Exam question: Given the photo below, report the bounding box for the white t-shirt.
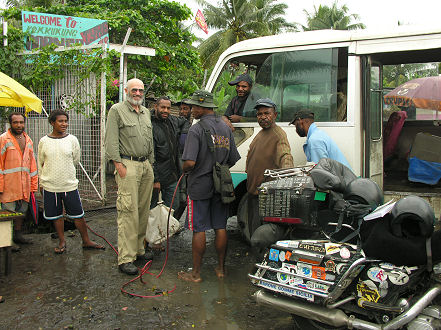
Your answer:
[38,134,80,193]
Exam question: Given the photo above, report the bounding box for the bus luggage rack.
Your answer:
[264,165,315,179]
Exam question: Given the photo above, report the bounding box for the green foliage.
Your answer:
[383,63,439,88]
[0,24,27,77]
[212,70,236,112]
[0,21,117,117]
[299,0,365,31]
[1,0,203,97]
[196,0,295,68]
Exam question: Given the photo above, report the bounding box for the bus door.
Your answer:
[362,56,383,188]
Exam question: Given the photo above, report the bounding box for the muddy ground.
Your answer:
[0,211,294,329]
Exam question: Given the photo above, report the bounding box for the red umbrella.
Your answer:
[384,76,441,111]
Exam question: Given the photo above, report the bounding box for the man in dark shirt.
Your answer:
[174,98,192,220]
[151,96,190,212]
[178,98,192,121]
[178,90,240,282]
[222,73,253,130]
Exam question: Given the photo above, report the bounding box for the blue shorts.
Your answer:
[185,194,228,232]
[43,189,84,220]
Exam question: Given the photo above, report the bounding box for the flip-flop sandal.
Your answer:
[54,245,66,254]
[82,244,105,250]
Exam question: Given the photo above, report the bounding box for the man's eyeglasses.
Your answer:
[131,88,144,94]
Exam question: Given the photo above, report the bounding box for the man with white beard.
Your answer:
[105,78,155,275]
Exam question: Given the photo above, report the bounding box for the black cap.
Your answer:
[254,98,276,110]
[228,73,253,86]
[289,110,314,125]
[177,98,191,106]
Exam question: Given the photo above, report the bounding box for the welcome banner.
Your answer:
[22,11,109,50]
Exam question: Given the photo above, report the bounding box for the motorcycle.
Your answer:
[248,160,441,329]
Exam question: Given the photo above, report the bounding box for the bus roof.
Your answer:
[219,26,441,58]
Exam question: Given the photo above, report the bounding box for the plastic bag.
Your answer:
[146,202,181,245]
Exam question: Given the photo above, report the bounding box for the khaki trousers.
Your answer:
[115,158,154,265]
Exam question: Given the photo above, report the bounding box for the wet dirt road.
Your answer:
[0,211,294,329]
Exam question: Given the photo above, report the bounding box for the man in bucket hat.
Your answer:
[245,98,293,252]
[222,73,253,130]
[289,109,350,169]
[178,90,240,282]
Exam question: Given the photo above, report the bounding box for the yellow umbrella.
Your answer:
[0,71,42,114]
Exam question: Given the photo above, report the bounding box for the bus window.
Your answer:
[212,47,348,123]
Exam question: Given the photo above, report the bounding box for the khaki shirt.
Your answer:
[105,100,154,164]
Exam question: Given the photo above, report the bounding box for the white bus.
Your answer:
[205,27,441,226]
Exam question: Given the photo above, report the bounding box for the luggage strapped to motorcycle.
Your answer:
[328,200,373,245]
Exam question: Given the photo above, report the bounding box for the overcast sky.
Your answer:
[177,0,441,39]
[2,0,440,37]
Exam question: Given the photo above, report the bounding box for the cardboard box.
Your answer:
[410,132,441,163]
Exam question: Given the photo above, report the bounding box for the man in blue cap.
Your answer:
[245,98,294,251]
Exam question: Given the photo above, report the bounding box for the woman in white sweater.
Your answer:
[38,110,105,254]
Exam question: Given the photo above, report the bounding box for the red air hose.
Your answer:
[86,173,186,298]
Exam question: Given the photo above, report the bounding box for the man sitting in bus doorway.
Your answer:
[222,73,253,130]
[290,110,351,169]
[247,98,294,253]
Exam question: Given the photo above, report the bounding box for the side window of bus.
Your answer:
[242,47,348,122]
[213,47,348,123]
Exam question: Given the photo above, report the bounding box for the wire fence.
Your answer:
[3,65,114,210]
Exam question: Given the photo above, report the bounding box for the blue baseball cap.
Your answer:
[254,98,277,110]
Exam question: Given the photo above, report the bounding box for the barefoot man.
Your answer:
[178,90,240,282]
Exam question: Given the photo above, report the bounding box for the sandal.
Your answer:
[82,243,105,250]
[54,245,66,254]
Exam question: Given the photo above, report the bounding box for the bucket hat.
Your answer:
[185,90,217,108]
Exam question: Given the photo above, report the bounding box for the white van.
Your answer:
[205,27,441,222]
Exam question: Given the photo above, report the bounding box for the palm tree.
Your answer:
[252,0,296,36]
[300,0,365,31]
[196,0,294,68]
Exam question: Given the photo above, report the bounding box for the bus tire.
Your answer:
[237,194,251,244]
[237,193,263,245]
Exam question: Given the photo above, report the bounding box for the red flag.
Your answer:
[195,9,208,34]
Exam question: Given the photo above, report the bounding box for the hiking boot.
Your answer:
[11,244,20,253]
[13,230,33,245]
[136,250,154,261]
[118,262,138,275]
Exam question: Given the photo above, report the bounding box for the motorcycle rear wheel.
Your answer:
[292,315,346,330]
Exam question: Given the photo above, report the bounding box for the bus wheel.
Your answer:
[237,194,251,244]
[237,193,262,245]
